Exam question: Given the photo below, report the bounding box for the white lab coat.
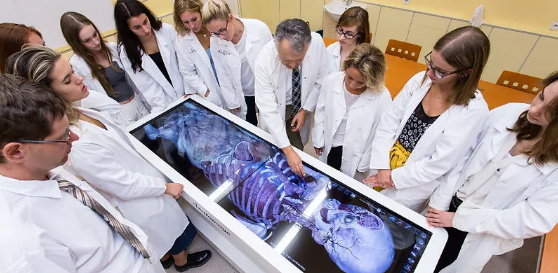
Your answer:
[312,72,392,178]
[210,17,272,119]
[64,107,188,259]
[427,103,558,273]
[175,31,224,107]
[120,23,185,113]
[0,167,163,273]
[369,71,489,212]
[326,41,341,72]
[70,41,150,125]
[78,90,125,127]
[255,32,330,149]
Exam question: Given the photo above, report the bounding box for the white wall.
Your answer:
[0,0,115,49]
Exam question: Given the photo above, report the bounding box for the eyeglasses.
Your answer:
[209,19,229,37]
[19,128,72,144]
[335,26,359,39]
[424,51,468,79]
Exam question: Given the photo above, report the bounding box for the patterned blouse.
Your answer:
[390,102,439,170]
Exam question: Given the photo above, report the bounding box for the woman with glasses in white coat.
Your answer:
[426,71,558,273]
[7,46,212,272]
[60,12,149,126]
[313,44,391,180]
[326,6,370,73]
[364,26,490,212]
[201,0,272,126]
[174,0,225,108]
[115,0,185,114]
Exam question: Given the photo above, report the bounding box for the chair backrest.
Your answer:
[385,39,421,62]
[323,37,337,47]
[496,71,543,94]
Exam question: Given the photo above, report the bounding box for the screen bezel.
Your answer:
[127,96,448,273]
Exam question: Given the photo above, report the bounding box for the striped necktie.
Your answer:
[57,179,151,260]
[291,67,302,117]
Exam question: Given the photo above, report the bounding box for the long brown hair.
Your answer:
[60,12,118,97]
[424,26,490,106]
[337,6,370,44]
[0,23,43,73]
[174,0,204,36]
[114,0,163,73]
[508,71,558,165]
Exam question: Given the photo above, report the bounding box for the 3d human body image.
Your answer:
[132,100,431,273]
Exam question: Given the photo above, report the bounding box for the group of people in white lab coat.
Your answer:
[1,0,558,272]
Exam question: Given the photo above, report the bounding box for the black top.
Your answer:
[148,52,172,86]
[104,62,134,103]
[396,101,440,153]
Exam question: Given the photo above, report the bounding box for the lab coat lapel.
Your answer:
[300,48,314,102]
[350,89,375,110]
[331,83,347,140]
[141,54,173,96]
[406,105,454,164]
[400,81,430,135]
[156,30,172,71]
[186,32,212,69]
[218,38,241,88]
[78,108,138,156]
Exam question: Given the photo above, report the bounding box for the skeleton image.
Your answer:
[143,102,395,273]
[311,199,394,273]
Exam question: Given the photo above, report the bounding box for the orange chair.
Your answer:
[496,71,543,94]
[385,39,421,62]
[323,37,337,47]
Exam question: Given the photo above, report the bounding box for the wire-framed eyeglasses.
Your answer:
[335,25,359,39]
[424,51,469,79]
[18,128,72,144]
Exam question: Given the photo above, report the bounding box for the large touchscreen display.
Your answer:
[130,100,432,273]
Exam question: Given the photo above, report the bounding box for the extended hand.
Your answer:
[164,183,184,199]
[363,170,394,189]
[283,146,305,177]
[426,207,455,228]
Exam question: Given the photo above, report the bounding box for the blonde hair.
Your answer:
[342,43,386,91]
[173,0,204,36]
[6,45,79,123]
[201,0,231,26]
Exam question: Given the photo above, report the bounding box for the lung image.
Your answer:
[131,100,433,273]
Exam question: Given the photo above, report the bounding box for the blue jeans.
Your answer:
[169,222,198,255]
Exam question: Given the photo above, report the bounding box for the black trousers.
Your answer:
[245,96,257,126]
[434,195,468,272]
[327,146,343,171]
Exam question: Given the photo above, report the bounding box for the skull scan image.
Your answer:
[312,199,395,273]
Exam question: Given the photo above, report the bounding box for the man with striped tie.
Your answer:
[255,18,330,177]
[0,75,163,273]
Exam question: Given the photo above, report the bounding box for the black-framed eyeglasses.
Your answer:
[209,19,229,37]
[424,51,468,79]
[18,128,72,144]
[335,25,359,39]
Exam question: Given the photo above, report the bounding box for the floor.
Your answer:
[165,138,542,273]
[163,236,239,273]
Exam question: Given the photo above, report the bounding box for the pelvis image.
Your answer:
[140,101,395,273]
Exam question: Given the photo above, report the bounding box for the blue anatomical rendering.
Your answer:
[144,102,394,273]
